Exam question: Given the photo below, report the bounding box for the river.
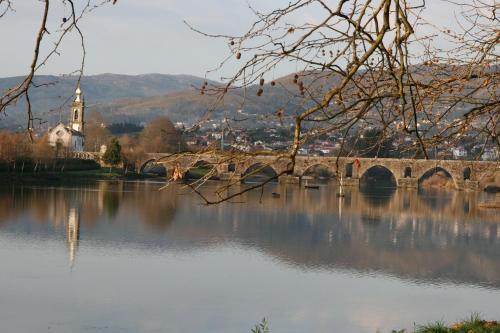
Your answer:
[0,180,499,333]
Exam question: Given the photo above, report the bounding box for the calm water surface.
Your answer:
[0,181,499,333]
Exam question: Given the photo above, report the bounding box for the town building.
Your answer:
[482,148,499,161]
[48,84,85,153]
[452,146,467,159]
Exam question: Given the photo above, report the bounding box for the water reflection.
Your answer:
[65,207,80,267]
[359,185,396,206]
[0,181,498,289]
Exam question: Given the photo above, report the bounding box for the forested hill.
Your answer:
[0,73,215,129]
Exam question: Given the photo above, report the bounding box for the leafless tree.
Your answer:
[174,0,499,203]
[0,0,497,204]
[0,0,116,139]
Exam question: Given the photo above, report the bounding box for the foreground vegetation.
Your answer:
[395,315,500,333]
[250,316,500,333]
[0,116,186,174]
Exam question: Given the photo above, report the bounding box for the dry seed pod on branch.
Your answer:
[172,0,499,203]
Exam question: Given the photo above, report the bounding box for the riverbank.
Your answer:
[252,316,500,333]
[0,168,163,184]
[400,316,500,333]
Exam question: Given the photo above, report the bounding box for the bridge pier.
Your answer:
[398,177,418,189]
[219,172,242,182]
[456,180,480,191]
[279,175,301,184]
[342,177,360,187]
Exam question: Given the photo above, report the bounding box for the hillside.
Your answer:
[0,73,315,129]
[87,71,345,126]
[0,65,494,130]
[0,73,216,129]
[89,82,307,125]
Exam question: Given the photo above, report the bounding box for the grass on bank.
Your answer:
[391,314,500,333]
[250,315,500,333]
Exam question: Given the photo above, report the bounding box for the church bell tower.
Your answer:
[70,83,85,133]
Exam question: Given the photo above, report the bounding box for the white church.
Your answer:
[48,84,86,153]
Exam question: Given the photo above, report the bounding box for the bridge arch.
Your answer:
[185,160,218,179]
[463,167,472,181]
[418,166,457,190]
[192,160,214,168]
[301,163,335,179]
[242,163,278,183]
[140,159,167,176]
[359,165,398,188]
[139,158,158,174]
[404,166,412,178]
[345,162,354,178]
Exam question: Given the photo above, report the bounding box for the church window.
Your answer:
[56,130,64,137]
[74,109,79,120]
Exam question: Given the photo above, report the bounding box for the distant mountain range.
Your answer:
[90,79,309,126]
[0,73,218,129]
[0,66,492,131]
[0,72,337,130]
[0,74,344,129]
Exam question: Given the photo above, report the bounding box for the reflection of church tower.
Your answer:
[70,84,85,133]
[66,207,80,268]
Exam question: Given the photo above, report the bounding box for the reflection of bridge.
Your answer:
[264,185,500,223]
[1,183,499,287]
[74,151,498,190]
[139,153,498,191]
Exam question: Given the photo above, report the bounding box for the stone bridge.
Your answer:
[139,152,499,191]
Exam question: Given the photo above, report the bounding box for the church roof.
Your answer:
[48,122,84,137]
[68,128,85,136]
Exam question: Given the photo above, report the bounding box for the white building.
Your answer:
[452,146,467,159]
[48,84,85,153]
[482,148,499,161]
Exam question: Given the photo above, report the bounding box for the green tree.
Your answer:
[103,138,121,171]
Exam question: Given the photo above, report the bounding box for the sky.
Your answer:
[0,0,463,80]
